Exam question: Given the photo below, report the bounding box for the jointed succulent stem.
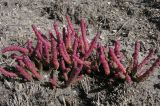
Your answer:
[0,15,159,88]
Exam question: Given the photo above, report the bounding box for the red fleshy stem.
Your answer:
[50,36,59,70]
[63,72,68,81]
[60,59,65,70]
[53,21,63,43]
[59,43,71,64]
[133,41,140,70]
[137,49,155,71]
[137,58,160,81]
[73,57,78,68]
[32,25,51,47]
[66,15,75,37]
[23,56,42,80]
[55,30,69,60]
[84,33,100,59]
[62,27,69,48]
[11,54,23,60]
[39,41,43,56]
[48,29,57,42]
[96,45,100,59]
[1,45,29,54]
[35,50,42,61]
[26,39,33,54]
[80,19,89,52]
[60,59,69,81]
[53,22,70,60]
[35,40,43,60]
[125,73,132,83]
[61,42,71,60]
[114,40,121,56]
[43,43,50,64]
[78,35,85,54]
[60,59,68,72]
[53,21,59,34]
[0,67,17,78]
[66,25,72,49]
[16,65,32,81]
[62,27,66,40]
[73,55,91,67]
[73,55,84,65]
[109,47,126,74]
[99,45,110,75]
[73,38,78,56]
[67,64,83,86]
[16,59,25,67]
[50,73,57,88]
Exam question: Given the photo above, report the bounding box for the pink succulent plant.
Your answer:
[0,15,159,88]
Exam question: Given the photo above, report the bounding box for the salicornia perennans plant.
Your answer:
[0,15,159,88]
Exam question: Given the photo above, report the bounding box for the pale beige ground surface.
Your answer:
[0,0,160,106]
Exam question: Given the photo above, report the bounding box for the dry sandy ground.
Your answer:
[0,0,160,106]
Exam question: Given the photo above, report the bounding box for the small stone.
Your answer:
[14,83,23,92]
[107,2,111,5]
[112,30,117,33]
[72,90,77,95]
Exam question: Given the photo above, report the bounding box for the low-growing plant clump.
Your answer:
[0,15,159,88]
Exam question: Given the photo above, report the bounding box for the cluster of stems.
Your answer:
[0,15,159,88]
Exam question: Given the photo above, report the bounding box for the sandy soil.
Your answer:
[0,0,160,106]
